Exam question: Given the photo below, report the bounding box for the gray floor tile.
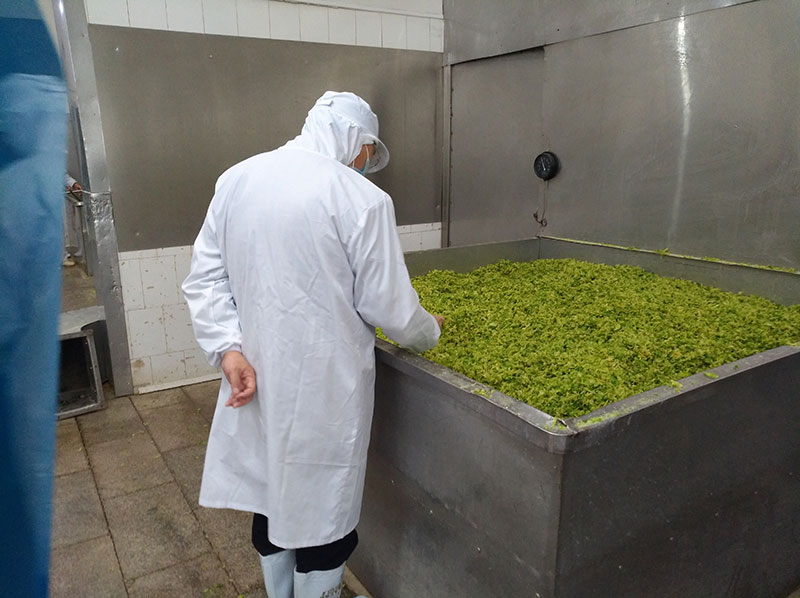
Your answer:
[183,380,222,423]
[55,418,88,476]
[50,535,126,598]
[126,552,237,598]
[51,470,107,549]
[77,396,145,447]
[218,542,264,594]
[131,387,187,411]
[140,401,211,452]
[88,429,173,499]
[195,507,252,551]
[104,482,211,580]
[163,444,206,509]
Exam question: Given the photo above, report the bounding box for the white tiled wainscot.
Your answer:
[84,0,445,52]
[119,245,220,393]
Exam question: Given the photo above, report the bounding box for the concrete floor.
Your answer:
[61,262,97,312]
[50,381,367,597]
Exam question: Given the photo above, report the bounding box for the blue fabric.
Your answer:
[0,5,66,597]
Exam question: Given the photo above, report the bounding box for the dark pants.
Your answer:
[251,513,358,573]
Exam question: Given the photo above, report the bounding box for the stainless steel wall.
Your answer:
[88,26,443,252]
[447,0,800,270]
[443,0,755,64]
[449,50,543,246]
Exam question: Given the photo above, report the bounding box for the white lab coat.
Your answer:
[182,103,440,548]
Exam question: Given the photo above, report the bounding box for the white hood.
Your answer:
[286,91,390,173]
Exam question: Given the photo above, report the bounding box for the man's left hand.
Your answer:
[221,350,257,408]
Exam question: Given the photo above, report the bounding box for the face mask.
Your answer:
[352,154,370,176]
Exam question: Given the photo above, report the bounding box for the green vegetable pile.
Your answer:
[396,259,800,419]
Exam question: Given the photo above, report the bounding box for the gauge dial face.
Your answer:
[534,152,559,180]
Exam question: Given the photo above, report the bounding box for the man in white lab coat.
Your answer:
[183,91,443,598]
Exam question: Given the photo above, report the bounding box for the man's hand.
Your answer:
[221,350,257,408]
[433,314,445,330]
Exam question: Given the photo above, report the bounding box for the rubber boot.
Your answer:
[260,549,296,598]
[293,563,367,598]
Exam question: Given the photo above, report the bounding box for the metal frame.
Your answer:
[57,329,106,419]
[52,0,133,395]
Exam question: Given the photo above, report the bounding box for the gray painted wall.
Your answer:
[446,0,800,270]
[89,26,443,252]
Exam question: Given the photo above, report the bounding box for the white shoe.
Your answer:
[293,563,367,598]
[260,549,296,598]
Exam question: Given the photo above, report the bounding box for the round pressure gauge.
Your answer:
[533,151,560,181]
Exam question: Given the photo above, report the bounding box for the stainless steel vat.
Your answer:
[351,237,800,598]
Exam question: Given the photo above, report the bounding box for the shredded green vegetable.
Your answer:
[382,259,800,419]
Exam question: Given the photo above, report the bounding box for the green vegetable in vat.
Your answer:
[384,259,800,419]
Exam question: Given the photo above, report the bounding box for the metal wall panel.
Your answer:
[444,0,756,64]
[449,50,544,246]
[88,26,443,251]
[543,0,800,269]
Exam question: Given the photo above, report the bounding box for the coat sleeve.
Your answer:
[347,195,440,353]
[182,206,242,367]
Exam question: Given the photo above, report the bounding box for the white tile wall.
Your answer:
[419,228,441,250]
[299,4,329,43]
[128,0,168,29]
[397,221,442,252]
[151,351,188,384]
[297,0,442,18]
[355,10,382,47]
[184,348,218,378]
[121,246,217,390]
[119,258,144,311]
[122,248,159,259]
[328,8,356,45]
[87,0,444,52]
[141,256,180,308]
[203,0,238,35]
[131,357,154,387]
[166,0,204,33]
[156,245,192,257]
[128,307,167,358]
[163,303,197,352]
[406,16,429,51]
[237,0,270,38]
[85,0,130,26]
[381,13,406,49]
[399,231,423,252]
[174,252,193,286]
[268,0,300,40]
[429,17,444,53]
